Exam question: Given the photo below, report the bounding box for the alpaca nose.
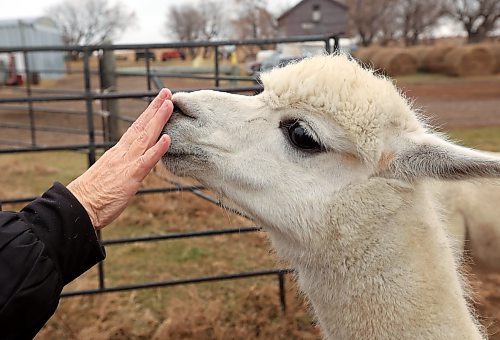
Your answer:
[160,103,196,138]
[173,103,197,119]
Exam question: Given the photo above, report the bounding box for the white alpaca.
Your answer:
[162,55,500,339]
[436,178,500,271]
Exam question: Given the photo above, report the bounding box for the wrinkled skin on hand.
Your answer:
[67,89,173,230]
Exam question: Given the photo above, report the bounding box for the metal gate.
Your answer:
[0,34,339,310]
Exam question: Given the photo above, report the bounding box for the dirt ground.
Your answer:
[1,68,500,339]
[397,75,500,129]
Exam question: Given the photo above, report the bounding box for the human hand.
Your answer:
[67,88,173,230]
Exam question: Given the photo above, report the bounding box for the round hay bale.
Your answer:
[444,45,496,77]
[422,45,455,73]
[488,43,500,73]
[370,49,418,76]
[354,47,381,67]
[406,46,432,71]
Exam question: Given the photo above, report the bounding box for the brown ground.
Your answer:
[397,75,500,129]
[474,272,500,339]
[1,66,500,339]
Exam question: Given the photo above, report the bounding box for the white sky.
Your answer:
[1,0,467,43]
[0,0,300,44]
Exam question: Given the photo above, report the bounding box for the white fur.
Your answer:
[435,178,500,271]
[162,55,500,339]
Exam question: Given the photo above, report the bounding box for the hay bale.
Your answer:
[422,45,455,73]
[406,46,432,71]
[370,49,418,76]
[444,45,496,77]
[354,47,381,67]
[488,43,500,73]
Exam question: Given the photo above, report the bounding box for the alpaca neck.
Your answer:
[267,179,483,340]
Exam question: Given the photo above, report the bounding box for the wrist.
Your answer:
[67,179,100,229]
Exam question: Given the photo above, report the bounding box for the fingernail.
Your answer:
[161,88,172,98]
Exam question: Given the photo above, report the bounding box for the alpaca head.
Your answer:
[162,55,500,240]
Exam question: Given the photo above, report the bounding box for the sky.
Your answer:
[1,0,469,44]
[0,0,300,44]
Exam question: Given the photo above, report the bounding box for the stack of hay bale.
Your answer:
[355,43,500,77]
[418,46,454,73]
[443,44,497,76]
[355,48,417,76]
[486,44,500,74]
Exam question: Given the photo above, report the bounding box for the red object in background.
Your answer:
[15,74,23,86]
[5,53,22,86]
[161,49,186,61]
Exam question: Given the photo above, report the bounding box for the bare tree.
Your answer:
[199,1,228,40]
[198,1,229,57]
[47,0,135,46]
[347,0,397,47]
[446,0,500,43]
[232,0,278,39]
[165,4,203,58]
[377,6,401,46]
[166,4,202,42]
[165,1,228,57]
[396,0,446,46]
[166,1,227,41]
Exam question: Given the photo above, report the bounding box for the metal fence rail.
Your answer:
[0,34,339,53]
[0,86,263,104]
[0,34,338,310]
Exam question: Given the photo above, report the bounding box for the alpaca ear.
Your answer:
[389,134,500,181]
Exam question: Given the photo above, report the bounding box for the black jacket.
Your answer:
[0,182,105,339]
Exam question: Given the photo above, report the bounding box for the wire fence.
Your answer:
[0,34,339,310]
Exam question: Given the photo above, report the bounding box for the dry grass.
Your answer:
[38,277,318,340]
[446,127,500,152]
[0,156,318,339]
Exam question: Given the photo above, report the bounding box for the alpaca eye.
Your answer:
[282,121,322,151]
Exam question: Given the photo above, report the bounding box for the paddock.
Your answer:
[1,37,500,338]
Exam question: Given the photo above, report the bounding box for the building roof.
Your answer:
[0,17,59,33]
[278,0,348,22]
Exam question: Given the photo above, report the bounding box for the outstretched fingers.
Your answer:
[136,88,171,127]
[121,88,172,146]
[146,97,173,149]
[127,98,173,158]
[134,134,171,180]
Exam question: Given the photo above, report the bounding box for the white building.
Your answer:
[0,17,65,82]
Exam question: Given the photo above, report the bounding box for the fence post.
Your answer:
[145,48,152,92]
[278,271,287,312]
[22,51,36,146]
[214,45,220,87]
[83,48,106,290]
[333,35,340,53]
[324,38,331,54]
[100,47,120,142]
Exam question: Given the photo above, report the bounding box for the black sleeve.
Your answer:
[0,182,105,339]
